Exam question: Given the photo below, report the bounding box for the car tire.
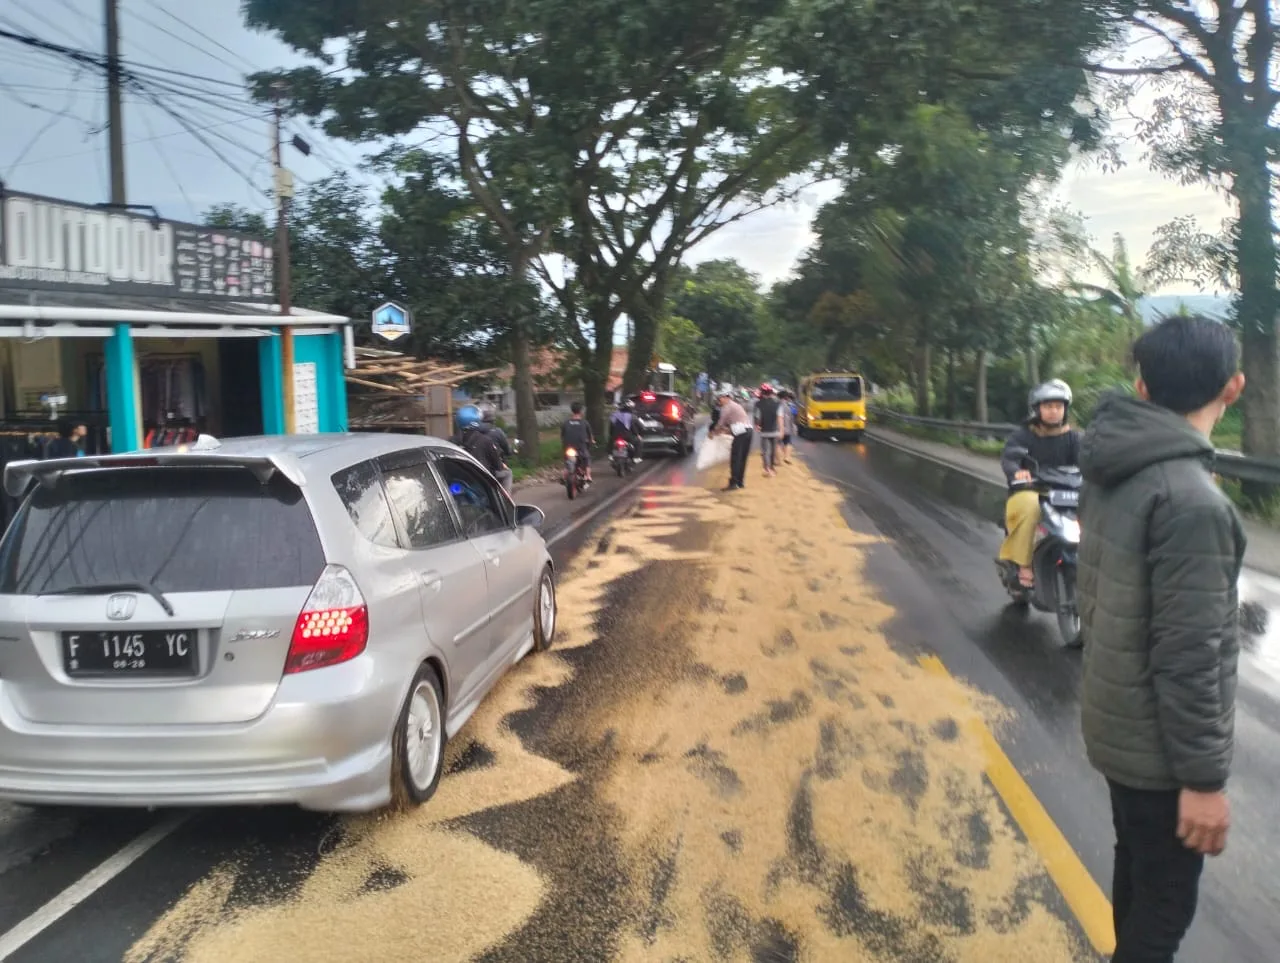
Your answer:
[390,663,447,809]
[533,566,556,653]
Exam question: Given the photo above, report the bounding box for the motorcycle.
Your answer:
[611,437,636,476]
[996,446,1083,647]
[563,446,589,500]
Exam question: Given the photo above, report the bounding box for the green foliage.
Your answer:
[657,315,705,383]
[666,260,766,381]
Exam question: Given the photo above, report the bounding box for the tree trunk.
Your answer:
[1024,341,1039,387]
[974,348,989,424]
[509,252,541,465]
[623,285,664,396]
[581,364,606,447]
[913,339,932,416]
[585,321,615,440]
[1229,125,1280,461]
[944,348,957,420]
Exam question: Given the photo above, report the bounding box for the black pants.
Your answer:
[1108,780,1205,963]
[728,429,753,487]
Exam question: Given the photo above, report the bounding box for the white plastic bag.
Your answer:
[696,433,733,471]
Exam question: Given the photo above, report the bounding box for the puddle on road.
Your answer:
[126,465,1091,963]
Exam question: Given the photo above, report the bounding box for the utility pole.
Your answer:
[271,91,296,433]
[105,0,125,204]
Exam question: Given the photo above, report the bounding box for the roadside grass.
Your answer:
[511,428,565,483]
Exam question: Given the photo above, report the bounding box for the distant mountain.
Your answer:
[1137,294,1233,324]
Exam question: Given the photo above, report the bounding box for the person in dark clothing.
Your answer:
[452,404,508,483]
[753,383,783,475]
[560,402,595,482]
[998,379,1081,588]
[479,406,514,492]
[45,421,85,460]
[608,399,641,462]
[1078,316,1246,963]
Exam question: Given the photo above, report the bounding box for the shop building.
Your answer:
[0,189,355,460]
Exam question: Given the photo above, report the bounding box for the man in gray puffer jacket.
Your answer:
[1079,315,1246,963]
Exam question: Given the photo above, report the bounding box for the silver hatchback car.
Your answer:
[0,433,556,812]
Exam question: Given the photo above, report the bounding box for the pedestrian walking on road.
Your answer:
[713,389,752,490]
[1078,315,1247,963]
[777,390,796,464]
[753,383,783,476]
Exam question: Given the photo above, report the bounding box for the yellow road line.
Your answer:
[918,655,1116,956]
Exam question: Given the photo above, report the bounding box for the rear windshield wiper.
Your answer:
[47,581,175,617]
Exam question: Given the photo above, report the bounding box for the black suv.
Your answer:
[628,391,694,457]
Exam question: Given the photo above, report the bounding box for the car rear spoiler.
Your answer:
[3,451,308,497]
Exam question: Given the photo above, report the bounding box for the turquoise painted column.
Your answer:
[328,331,348,432]
[258,331,285,434]
[103,324,140,452]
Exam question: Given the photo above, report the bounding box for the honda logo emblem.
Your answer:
[105,594,137,620]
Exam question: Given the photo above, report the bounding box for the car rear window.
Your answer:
[0,467,325,595]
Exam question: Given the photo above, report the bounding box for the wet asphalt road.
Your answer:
[801,436,1280,963]
[1,432,1275,962]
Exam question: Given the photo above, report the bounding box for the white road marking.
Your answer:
[0,813,186,960]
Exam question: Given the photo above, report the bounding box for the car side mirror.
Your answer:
[516,504,545,530]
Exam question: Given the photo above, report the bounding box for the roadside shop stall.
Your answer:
[0,187,356,528]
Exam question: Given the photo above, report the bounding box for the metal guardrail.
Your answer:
[869,406,1280,488]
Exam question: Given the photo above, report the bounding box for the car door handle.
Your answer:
[419,571,443,592]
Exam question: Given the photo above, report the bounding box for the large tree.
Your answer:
[1091,0,1280,457]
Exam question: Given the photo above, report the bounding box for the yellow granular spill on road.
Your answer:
[595,462,1088,962]
[125,459,1089,962]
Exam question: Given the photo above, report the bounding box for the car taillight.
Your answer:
[668,401,681,419]
[286,564,369,674]
[641,392,656,402]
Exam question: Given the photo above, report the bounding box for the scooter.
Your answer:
[996,446,1083,647]
[563,446,590,500]
[611,437,638,476]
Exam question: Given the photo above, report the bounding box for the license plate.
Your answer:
[639,418,659,429]
[1049,489,1080,507]
[61,629,198,677]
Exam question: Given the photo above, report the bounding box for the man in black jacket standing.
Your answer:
[1078,316,1246,963]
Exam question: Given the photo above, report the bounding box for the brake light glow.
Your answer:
[286,564,369,674]
[565,447,578,458]
[668,401,681,420]
[641,391,656,402]
[614,438,628,447]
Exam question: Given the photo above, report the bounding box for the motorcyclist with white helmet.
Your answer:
[999,379,1081,589]
[608,398,642,463]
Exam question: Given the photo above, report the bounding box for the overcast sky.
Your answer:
[1,2,1233,298]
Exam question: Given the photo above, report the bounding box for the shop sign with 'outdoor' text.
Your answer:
[0,189,275,302]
